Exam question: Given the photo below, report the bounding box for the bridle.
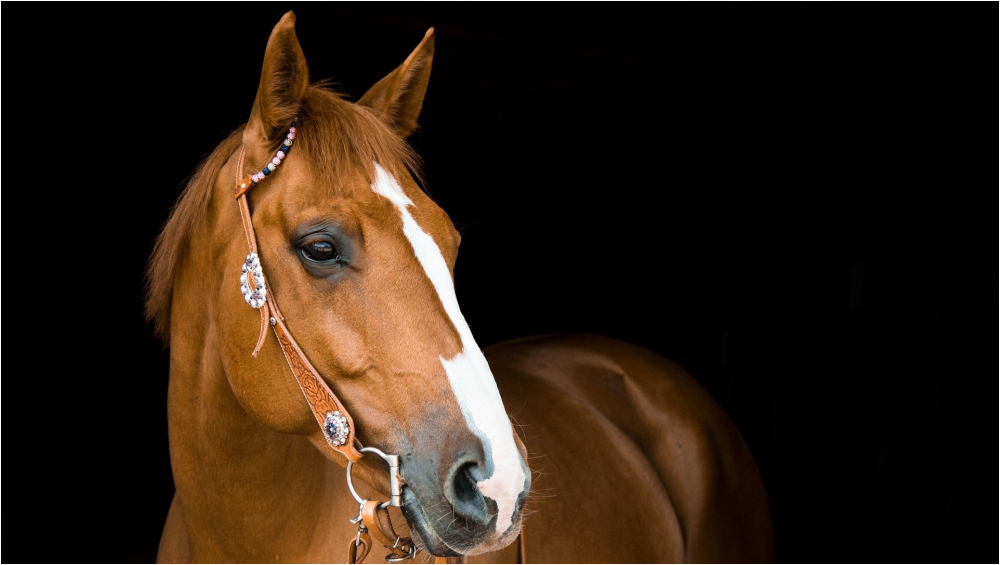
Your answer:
[231,123,422,563]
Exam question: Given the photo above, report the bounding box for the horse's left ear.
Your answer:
[358,28,435,138]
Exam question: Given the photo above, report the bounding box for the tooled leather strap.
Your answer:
[234,147,363,463]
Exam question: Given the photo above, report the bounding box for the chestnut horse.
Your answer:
[146,12,773,563]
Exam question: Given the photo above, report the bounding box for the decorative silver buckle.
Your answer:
[324,411,350,446]
[240,252,267,308]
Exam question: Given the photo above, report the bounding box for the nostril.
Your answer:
[445,459,493,527]
[453,463,479,504]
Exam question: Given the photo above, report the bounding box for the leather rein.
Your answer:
[231,127,424,563]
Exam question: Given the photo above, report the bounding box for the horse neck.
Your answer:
[164,187,355,560]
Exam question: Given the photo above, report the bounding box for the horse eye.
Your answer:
[301,240,339,263]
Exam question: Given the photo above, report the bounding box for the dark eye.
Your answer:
[300,240,340,263]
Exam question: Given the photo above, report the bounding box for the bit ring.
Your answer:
[346,447,403,508]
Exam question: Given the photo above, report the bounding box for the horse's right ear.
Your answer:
[245,11,309,147]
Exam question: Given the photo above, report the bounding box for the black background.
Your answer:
[8,3,995,563]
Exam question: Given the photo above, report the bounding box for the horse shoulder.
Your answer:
[485,334,774,563]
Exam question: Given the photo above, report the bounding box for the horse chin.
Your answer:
[465,519,523,556]
[400,491,523,558]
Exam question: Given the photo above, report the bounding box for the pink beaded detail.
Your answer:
[249,123,296,184]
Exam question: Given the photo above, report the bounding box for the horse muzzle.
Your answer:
[398,441,530,556]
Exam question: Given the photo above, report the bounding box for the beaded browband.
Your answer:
[234,122,297,200]
[232,121,364,463]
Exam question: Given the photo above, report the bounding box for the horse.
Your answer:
[146,12,773,563]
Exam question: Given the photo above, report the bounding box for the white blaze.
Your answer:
[371,164,525,535]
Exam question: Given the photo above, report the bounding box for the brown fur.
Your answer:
[145,87,422,342]
[145,128,244,341]
[358,28,435,138]
[152,12,772,563]
[480,335,774,563]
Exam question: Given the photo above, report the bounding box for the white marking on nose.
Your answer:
[371,164,526,535]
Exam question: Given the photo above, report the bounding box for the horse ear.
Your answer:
[358,28,435,138]
[245,11,309,146]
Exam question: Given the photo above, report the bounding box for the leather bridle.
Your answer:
[231,125,524,564]
[232,132,422,563]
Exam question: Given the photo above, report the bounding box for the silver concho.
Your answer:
[324,411,350,446]
[240,252,267,308]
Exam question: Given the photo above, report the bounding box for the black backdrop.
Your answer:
[8,3,994,563]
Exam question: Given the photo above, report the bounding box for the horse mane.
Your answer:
[145,84,422,343]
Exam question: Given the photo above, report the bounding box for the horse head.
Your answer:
[149,12,529,558]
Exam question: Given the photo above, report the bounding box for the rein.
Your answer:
[232,125,423,563]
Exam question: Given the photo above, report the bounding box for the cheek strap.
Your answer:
[233,141,363,463]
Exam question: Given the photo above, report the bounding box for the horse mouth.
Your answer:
[399,489,466,557]
[399,487,524,558]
